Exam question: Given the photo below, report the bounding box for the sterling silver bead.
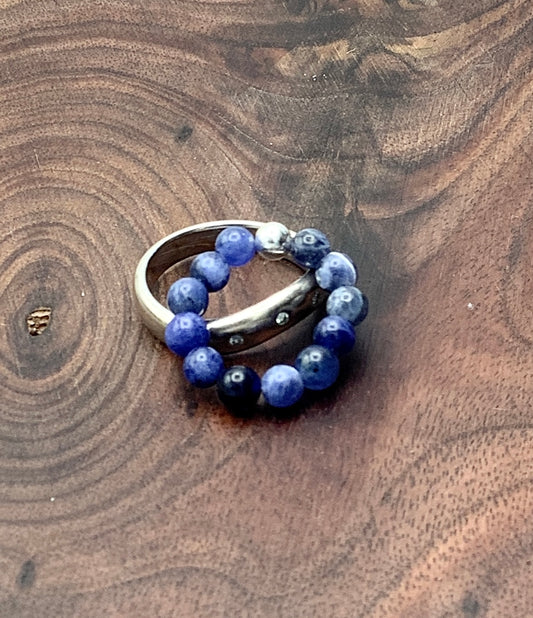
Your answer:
[254,221,290,261]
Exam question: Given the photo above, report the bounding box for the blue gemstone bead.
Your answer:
[295,345,340,391]
[289,228,331,269]
[315,251,357,291]
[217,365,261,411]
[313,315,356,355]
[167,277,209,315]
[164,312,209,357]
[261,365,304,408]
[326,286,368,325]
[215,226,256,267]
[183,346,225,388]
[190,251,230,292]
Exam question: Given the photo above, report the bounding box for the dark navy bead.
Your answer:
[326,285,368,325]
[288,228,331,269]
[313,315,356,355]
[167,277,209,315]
[164,312,209,357]
[315,251,357,291]
[215,226,256,267]
[217,365,261,411]
[190,251,230,292]
[261,365,304,408]
[295,345,340,391]
[183,346,225,388]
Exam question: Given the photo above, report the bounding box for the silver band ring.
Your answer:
[134,220,328,354]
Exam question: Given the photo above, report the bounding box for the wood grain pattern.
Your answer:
[0,0,532,616]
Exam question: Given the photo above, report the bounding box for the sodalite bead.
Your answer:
[215,226,256,266]
[183,346,225,388]
[217,365,261,411]
[326,286,368,325]
[261,365,304,408]
[254,221,290,261]
[289,228,331,269]
[167,277,209,315]
[190,251,230,292]
[313,315,356,355]
[295,345,340,391]
[164,312,210,357]
[315,251,357,291]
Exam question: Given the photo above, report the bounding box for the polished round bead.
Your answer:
[313,315,356,355]
[190,251,230,292]
[254,221,290,261]
[167,277,209,315]
[315,251,357,291]
[261,365,304,408]
[215,226,256,267]
[295,345,340,391]
[183,346,225,388]
[164,312,209,357]
[326,285,368,325]
[288,228,331,269]
[217,365,261,411]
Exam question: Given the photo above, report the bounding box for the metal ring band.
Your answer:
[134,220,329,354]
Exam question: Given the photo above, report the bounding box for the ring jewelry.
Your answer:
[134,220,368,411]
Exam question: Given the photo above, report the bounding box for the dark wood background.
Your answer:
[1,0,532,616]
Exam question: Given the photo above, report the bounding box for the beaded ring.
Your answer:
[134,220,368,411]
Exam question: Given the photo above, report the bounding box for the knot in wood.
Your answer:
[26,307,52,336]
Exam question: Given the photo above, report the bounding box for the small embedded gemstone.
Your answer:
[295,345,340,391]
[275,311,290,326]
[190,251,230,292]
[313,315,356,355]
[167,277,209,315]
[164,312,209,357]
[288,228,331,269]
[326,285,368,325]
[315,251,357,291]
[261,365,304,408]
[229,334,244,347]
[215,226,256,267]
[183,346,225,388]
[217,365,261,411]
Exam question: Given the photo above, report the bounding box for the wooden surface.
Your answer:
[1,1,532,616]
